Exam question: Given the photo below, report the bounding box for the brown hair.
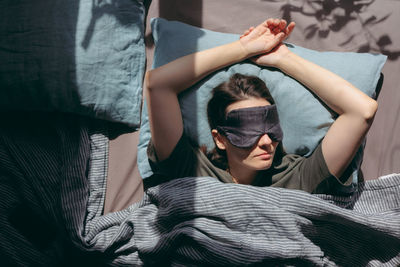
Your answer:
[204,73,285,169]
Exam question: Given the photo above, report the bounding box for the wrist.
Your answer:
[272,50,295,68]
[236,40,252,60]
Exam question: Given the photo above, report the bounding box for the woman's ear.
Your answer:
[212,129,226,150]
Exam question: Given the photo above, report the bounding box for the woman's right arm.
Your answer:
[145,19,294,161]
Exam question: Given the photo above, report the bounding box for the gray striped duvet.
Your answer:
[1,117,398,266]
[78,132,400,266]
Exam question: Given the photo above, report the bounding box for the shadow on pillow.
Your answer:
[0,0,146,127]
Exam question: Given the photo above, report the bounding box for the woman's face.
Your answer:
[213,98,279,182]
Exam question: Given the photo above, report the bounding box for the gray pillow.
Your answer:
[0,0,146,127]
[138,18,386,185]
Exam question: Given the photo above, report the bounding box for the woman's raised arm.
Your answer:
[145,19,294,161]
[252,34,378,179]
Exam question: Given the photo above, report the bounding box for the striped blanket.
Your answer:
[84,132,400,266]
[1,114,399,266]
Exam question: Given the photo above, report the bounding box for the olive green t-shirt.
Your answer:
[147,134,351,193]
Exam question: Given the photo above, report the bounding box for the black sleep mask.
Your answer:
[216,105,283,148]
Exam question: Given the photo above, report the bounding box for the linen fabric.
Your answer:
[0,112,101,265]
[0,0,146,127]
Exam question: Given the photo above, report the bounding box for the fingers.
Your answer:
[279,20,287,30]
[262,18,293,37]
[266,18,274,26]
[240,26,255,39]
[240,18,294,48]
[285,22,296,35]
[273,32,286,46]
[255,21,268,36]
[266,18,284,28]
[266,18,279,26]
[245,26,255,35]
[272,26,281,34]
[265,18,295,39]
[280,21,295,41]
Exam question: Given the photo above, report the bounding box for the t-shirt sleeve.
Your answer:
[298,143,354,194]
[269,143,334,192]
[146,134,233,186]
[147,133,199,180]
[296,143,334,192]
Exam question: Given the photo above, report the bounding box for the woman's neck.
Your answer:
[228,166,258,185]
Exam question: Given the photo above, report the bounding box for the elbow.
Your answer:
[144,70,155,93]
[363,99,378,123]
[145,69,174,94]
[144,70,163,98]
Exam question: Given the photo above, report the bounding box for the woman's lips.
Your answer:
[255,152,272,160]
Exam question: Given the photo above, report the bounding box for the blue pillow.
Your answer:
[0,0,146,127]
[138,18,386,184]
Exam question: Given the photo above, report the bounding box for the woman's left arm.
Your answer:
[256,43,377,179]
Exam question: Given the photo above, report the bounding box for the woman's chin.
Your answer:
[249,160,273,171]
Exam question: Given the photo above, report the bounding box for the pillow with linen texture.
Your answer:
[0,0,146,127]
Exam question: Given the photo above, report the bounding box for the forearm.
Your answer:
[146,40,248,94]
[276,52,377,118]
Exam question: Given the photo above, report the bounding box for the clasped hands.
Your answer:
[239,18,295,67]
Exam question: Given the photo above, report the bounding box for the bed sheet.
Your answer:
[144,0,400,181]
[105,126,143,214]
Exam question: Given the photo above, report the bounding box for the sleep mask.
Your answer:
[216,105,283,148]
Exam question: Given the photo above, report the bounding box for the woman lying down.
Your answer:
[144,18,377,193]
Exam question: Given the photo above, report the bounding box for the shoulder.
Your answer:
[148,133,233,184]
[147,133,193,163]
[273,152,304,173]
[264,143,331,191]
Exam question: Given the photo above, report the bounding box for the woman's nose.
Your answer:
[258,134,272,147]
